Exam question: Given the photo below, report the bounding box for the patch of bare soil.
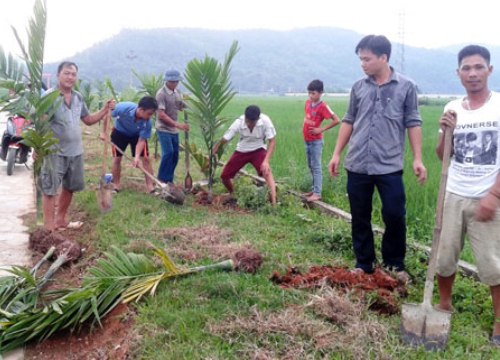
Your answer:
[209,288,391,360]
[24,304,136,360]
[270,266,407,315]
[159,224,257,262]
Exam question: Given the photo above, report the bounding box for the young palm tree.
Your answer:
[74,80,98,111]
[183,41,239,201]
[133,70,164,98]
[0,0,59,223]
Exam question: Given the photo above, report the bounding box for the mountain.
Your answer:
[43,27,500,94]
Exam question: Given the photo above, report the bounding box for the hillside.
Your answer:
[43,27,500,94]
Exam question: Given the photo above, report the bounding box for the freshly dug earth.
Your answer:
[193,189,239,208]
[270,266,408,315]
[24,304,135,360]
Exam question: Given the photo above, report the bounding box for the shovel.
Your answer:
[97,109,113,213]
[102,138,185,205]
[401,126,454,351]
[183,110,193,192]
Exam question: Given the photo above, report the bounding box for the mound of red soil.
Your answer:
[29,228,82,261]
[270,266,408,315]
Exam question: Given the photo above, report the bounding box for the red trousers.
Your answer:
[220,148,266,192]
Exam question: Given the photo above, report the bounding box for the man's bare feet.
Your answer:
[306,194,321,202]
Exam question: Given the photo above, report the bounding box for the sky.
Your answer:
[1,0,499,63]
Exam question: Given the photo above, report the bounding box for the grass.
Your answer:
[63,95,498,358]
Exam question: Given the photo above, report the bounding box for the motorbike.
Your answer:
[0,115,32,175]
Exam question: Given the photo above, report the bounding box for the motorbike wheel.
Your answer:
[6,147,16,175]
[19,146,30,164]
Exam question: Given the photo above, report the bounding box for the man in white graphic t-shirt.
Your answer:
[436,45,500,346]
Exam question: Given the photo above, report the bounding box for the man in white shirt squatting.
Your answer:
[213,105,277,205]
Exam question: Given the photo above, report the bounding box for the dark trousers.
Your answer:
[347,170,407,272]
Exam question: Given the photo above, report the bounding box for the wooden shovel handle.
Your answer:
[423,127,453,303]
[184,110,190,170]
[435,129,453,229]
[101,109,111,176]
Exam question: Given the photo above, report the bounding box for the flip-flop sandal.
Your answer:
[57,221,84,231]
[67,221,84,229]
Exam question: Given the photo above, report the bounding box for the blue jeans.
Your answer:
[305,140,323,196]
[157,131,179,183]
[346,170,407,273]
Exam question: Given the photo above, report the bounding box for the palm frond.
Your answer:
[104,78,120,102]
[0,47,25,83]
[0,244,241,351]
[74,80,98,110]
[133,70,164,98]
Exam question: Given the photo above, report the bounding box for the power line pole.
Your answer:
[397,8,406,74]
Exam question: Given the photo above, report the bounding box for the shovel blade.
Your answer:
[184,172,193,192]
[401,303,452,351]
[97,182,113,213]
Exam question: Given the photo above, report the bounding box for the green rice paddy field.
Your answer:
[204,95,450,246]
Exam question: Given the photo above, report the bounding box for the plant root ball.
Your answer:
[232,249,263,274]
[29,228,82,261]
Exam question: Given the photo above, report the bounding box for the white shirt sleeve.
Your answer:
[262,115,276,140]
[223,117,242,141]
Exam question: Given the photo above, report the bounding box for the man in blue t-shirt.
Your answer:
[108,96,158,193]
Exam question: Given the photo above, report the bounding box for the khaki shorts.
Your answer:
[38,154,85,196]
[436,192,500,286]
